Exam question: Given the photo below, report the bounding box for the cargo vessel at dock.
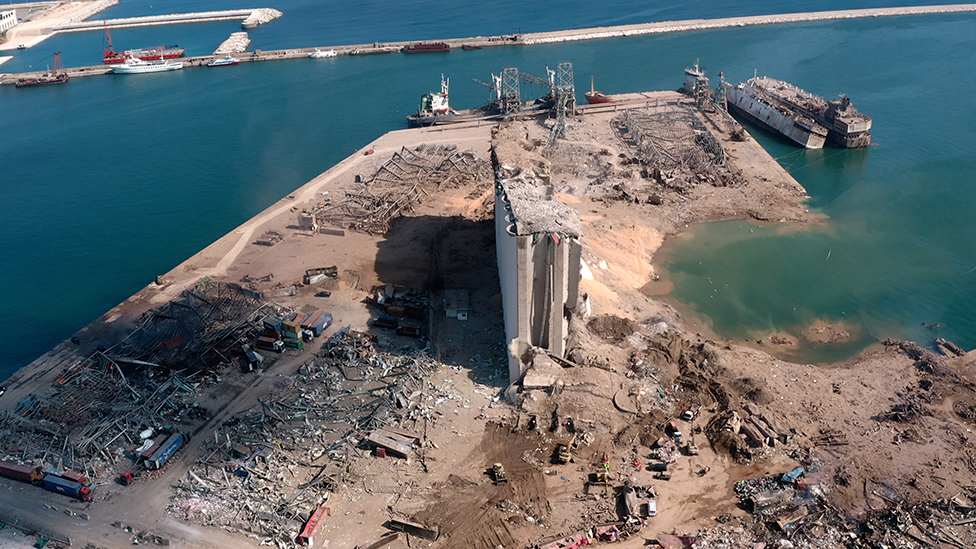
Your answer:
[724,75,872,148]
[402,42,450,53]
[406,73,555,127]
[15,52,69,88]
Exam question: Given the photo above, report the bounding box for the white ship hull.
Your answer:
[112,59,184,74]
[725,82,827,149]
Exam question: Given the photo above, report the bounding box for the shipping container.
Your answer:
[139,434,167,461]
[283,338,304,350]
[298,506,329,546]
[282,330,301,341]
[256,337,283,352]
[307,313,332,336]
[396,322,422,337]
[282,321,302,334]
[147,433,185,470]
[263,327,281,339]
[0,461,41,483]
[305,273,329,285]
[301,312,324,330]
[263,316,283,333]
[42,474,92,501]
[374,315,397,329]
[386,306,406,317]
[60,469,90,486]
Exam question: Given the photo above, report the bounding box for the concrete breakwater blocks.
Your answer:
[214,32,251,55]
[242,8,283,29]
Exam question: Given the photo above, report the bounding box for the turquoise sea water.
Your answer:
[2,2,975,379]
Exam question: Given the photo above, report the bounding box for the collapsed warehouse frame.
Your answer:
[617,104,738,189]
[0,281,295,479]
[313,144,492,235]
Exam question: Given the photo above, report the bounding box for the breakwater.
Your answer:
[4,3,975,82]
[52,7,283,32]
[518,4,976,44]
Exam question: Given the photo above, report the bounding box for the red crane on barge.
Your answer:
[101,22,185,64]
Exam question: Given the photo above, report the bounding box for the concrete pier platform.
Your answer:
[0,0,118,51]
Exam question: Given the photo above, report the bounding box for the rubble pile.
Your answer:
[0,352,204,477]
[169,330,457,546]
[0,282,298,482]
[114,280,275,369]
[315,144,491,234]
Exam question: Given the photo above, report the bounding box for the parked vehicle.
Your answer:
[42,474,92,501]
[256,336,284,352]
[146,432,186,470]
[0,461,41,483]
[645,499,657,517]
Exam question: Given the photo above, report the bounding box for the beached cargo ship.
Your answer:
[725,78,828,149]
[725,76,872,148]
[584,76,614,104]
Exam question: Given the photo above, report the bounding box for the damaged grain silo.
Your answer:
[491,122,582,394]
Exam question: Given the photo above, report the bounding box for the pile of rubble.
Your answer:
[169,329,465,546]
[0,282,299,484]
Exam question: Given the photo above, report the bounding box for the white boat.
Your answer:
[112,57,184,74]
[207,56,240,67]
[309,49,337,59]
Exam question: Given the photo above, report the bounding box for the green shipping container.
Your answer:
[283,338,304,349]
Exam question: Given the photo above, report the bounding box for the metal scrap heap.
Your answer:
[169,329,450,547]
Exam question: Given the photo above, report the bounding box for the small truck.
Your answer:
[492,463,508,484]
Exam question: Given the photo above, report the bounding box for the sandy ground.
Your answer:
[3,95,976,549]
[0,1,115,51]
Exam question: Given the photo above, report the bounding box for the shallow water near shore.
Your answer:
[2,4,976,379]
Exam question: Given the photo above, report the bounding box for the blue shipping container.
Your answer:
[264,316,283,332]
[43,474,86,498]
[147,433,185,470]
[308,313,333,336]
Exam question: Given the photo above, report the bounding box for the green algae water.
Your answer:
[2,6,975,378]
